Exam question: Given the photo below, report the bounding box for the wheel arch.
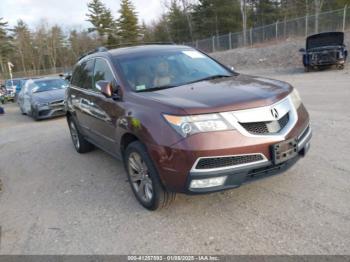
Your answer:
[120,132,140,158]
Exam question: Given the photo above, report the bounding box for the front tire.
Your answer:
[124,141,176,210]
[67,116,94,153]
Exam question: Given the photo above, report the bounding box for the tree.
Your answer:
[11,20,33,74]
[47,25,64,68]
[240,0,248,45]
[117,0,140,43]
[0,18,13,77]
[314,0,325,33]
[86,0,115,40]
[167,0,192,43]
[192,0,241,39]
[250,0,281,27]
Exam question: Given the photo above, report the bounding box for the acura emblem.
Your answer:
[271,108,279,119]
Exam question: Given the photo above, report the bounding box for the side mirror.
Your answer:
[95,80,119,99]
[227,65,235,72]
[299,48,306,53]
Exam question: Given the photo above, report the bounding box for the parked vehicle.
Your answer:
[300,32,348,71]
[4,79,19,101]
[18,78,68,120]
[66,44,312,210]
[4,78,31,102]
[0,85,6,104]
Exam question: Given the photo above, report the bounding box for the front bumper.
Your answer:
[35,104,66,119]
[148,105,311,194]
[186,127,311,194]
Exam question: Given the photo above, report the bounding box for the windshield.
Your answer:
[5,80,21,88]
[115,49,232,92]
[32,79,68,93]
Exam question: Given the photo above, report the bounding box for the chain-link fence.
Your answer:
[186,6,350,53]
[0,67,72,81]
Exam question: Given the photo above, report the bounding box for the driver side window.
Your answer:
[93,58,115,92]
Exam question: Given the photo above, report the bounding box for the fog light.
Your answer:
[190,176,227,189]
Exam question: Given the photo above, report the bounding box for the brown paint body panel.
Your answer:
[66,45,311,194]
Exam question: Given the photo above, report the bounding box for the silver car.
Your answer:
[18,78,68,120]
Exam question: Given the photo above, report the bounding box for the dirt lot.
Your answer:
[0,68,350,255]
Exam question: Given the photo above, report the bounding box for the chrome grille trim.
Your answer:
[220,95,298,139]
[191,153,268,173]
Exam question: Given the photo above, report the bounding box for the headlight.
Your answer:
[163,113,234,137]
[290,88,302,109]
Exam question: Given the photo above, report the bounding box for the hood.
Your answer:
[32,88,65,103]
[307,32,344,50]
[139,74,292,115]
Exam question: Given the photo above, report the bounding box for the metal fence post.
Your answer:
[212,36,216,53]
[196,40,199,49]
[229,32,232,49]
[250,28,253,47]
[305,14,308,37]
[275,21,278,41]
[343,5,348,32]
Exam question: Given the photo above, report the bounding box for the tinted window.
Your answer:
[5,80,20,88]
[93,59,115,92]
[71,60,95,89]
[31,79,68,93]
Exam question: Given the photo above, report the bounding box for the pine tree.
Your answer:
[86,0,115,39]
[192,0,241,39]
[117,0,139,43]
[167,0,191,43]
[12,20,33,73]
[0,18,14,77]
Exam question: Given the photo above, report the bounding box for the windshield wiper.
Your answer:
[188,74,232,85]
[137,85,179,92]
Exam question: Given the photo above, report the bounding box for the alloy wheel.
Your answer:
[128,152,153,203]
[69,121,80,149]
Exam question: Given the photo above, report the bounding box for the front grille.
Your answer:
[313,51,337,64]
[240,113,289,135]
[195,154,264,170]
[50,100,64,106]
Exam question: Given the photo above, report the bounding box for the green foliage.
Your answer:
[192,0,241,39]
[167,0,191,43]
[117,0,139,43]
[0,18,14,77]
[86,0,115,39]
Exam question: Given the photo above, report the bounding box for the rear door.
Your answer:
[70,59,96,137]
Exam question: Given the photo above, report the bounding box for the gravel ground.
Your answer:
[0,68,350,255]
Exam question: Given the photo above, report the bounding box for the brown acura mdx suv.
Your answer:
[66,44,312,210]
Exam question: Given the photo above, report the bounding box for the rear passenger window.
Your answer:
[71,60,95,90]
[93,58,115,92]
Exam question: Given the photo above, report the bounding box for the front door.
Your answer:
[87,58,124,156]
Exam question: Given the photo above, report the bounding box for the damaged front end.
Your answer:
[300,32,348,71]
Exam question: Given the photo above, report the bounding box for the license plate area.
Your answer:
[272,139,298,165]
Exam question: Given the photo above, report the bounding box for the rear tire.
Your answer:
[304,66,311,72]
[124,141,176,210]
[67,116,94,153]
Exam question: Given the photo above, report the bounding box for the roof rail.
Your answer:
[104,42,176,49]
[77,42,176,61]
[78,46,109,61]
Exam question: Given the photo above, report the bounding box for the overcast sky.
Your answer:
[0,0,166,30]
